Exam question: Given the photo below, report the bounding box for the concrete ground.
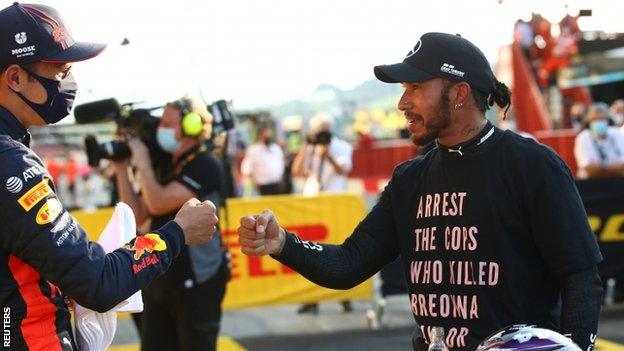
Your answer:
[110,297,624,351]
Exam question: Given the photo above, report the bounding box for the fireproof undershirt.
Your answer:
[274,123,603,350]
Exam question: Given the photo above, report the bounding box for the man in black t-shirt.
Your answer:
[236,33,603,350]
[114,96,228,351]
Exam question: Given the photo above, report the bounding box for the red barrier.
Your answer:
[511,43,552,133]
[350,130,579,181]
[534,129,578,175]
[351,139,417,177]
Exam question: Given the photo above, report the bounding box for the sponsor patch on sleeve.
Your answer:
[18,179,53,211]
[51,212,71,233]
[123,233,167,260]
[36,198,63,225]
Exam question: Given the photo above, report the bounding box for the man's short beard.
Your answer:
[411,84,453,146]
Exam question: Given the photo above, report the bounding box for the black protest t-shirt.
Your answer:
[370,125,602,349]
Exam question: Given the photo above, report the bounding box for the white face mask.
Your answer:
[590,120,609,137]
[156,127,181,153]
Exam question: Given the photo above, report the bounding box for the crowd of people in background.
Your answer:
[42,152,103,210]
[45,96,624,210]
[35,96,624,215]
[513,10,581,88]
[34,110,380,214]
[234,114,361,199]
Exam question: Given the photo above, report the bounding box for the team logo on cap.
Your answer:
[14,32,27,45]
[52,27,67,44]
[405,40,422,58]
[6,176,23,193]
[440,63,465,77]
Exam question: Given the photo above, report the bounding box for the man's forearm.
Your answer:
[560,266,602,350]
[272,230,395,289]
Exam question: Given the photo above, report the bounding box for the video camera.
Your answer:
[74,98,163,168]
[74,98,237,168]
[208,99,236,136]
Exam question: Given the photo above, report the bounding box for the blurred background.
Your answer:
[4,0,623,349]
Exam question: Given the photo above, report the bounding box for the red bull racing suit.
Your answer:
[0,107,185,351]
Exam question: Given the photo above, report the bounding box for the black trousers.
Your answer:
[138,262,229,351]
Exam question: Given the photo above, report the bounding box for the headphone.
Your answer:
[172,98,204,137]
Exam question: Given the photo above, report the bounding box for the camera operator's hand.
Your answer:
[238,210,286,256]
[111,158,130,173]
[318,145,329,158]
[127,138,152,172]
[174,198,219,245]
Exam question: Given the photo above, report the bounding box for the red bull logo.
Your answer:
[125,233,167,260]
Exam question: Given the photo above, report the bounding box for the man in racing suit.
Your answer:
[0,3,218,350]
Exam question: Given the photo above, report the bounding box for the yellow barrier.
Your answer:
[70,193,371,310]
[71,207,114,240]
[220,193,370,309]
[597,338,624,351]
[109,337,247,351]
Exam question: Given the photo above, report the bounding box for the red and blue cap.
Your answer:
[0,2,106,67]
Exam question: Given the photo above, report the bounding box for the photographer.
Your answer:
[292,114,353,196]
[113,96,228,351]
[291,114,353,314]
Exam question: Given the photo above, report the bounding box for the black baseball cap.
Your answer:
[0,2,106,67]
[374,32,494,94]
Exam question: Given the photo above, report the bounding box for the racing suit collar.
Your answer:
[0,106,31,147]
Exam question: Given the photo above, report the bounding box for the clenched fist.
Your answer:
[174,198,218,245]
[237,210,285,256]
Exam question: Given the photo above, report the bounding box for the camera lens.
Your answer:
[100,140,131,160]
[315,130,332,145]
[85,135,131,167]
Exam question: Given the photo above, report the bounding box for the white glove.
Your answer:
[74,202,143,351]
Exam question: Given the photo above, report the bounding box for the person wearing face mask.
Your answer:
[611,99,624,127]
[574,102,624,179]
[113,96,228,351]
[240,121,286,195]
[0,4,219,351]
